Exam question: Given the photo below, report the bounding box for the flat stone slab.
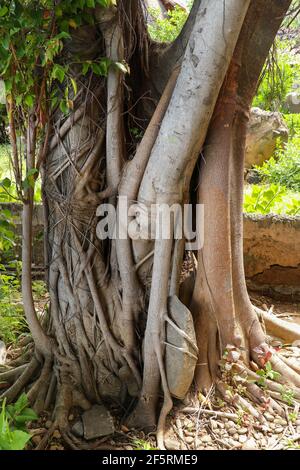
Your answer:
[166,295,197,400]
[82,405,115,440]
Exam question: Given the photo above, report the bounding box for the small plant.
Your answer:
[0,269,28,345]
[255,138,300,192]
[253,40,300,112]
[288,411,298,423]
[281,387,295,406]
[244,184,300,216]
[133,438,158,451]
[0,393,38,450]
[256,361,281,387]
[148,6,188,43]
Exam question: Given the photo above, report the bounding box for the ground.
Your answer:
[20,293,300,451]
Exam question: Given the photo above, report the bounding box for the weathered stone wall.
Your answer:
[1,204,300,299]
[244,213,300,300]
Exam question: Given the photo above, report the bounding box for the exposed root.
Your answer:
[255,306,300,343]
[0,363,29,386]
[1,356,40,403]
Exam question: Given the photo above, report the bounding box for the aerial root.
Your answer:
[164,314,199,353]
[0,356,40,403]
[155,338,173,450]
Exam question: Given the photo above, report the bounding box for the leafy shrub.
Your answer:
[0,268,28,345]
[253,41,300,112]
[0,145,42,202]
[0,208,15,252]
[283,113,300,137]
[244,184,300,216]
[255,138,300,191]
[0,394,38,450]
[148,6,188,43]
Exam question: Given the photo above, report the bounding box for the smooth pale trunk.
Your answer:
[138,0,251,205]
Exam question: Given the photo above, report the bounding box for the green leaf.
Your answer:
[52,64,66,83]
[87,0,95,7]
[0,178,11,189]
[14,408,38,425]
[82,62,91,75]
[0,6,8,17]
[24,94,34,108]
[4,430,32,450]
[70,77,77,96]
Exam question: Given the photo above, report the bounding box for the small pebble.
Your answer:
[228,428,236,436]
[165,438,180,450]
[239,435,248,444]
[264,412,274,422]
[201,435,212,444]
[210,420,218,430]
[237,427,248,435]
[185,436,194,445]
[242,437,257,450]
[274,426,284,434]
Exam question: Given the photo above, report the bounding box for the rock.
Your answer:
[45,420,52,429]
[245,107,288,168]
[185,436,194,445]
[165,295,197,399]
[285,91,300,113]
[274,426,284,434]
[210,420,218,430]
[72,420,84,437]
[201,435,212,444]
[226,420,236,428]
[245,169,262,185]
[0,341,7,365]
[227,438,241,449]
[237,427,248,435]
[264,412,274,422]
[165,438,180,450]
[228,428,236,436]
[82,405,115,440]
[242,437,258,450]
[239,435,248,444]
[274,417,287,426]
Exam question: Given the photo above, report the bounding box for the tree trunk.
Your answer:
[2,0,298,450]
